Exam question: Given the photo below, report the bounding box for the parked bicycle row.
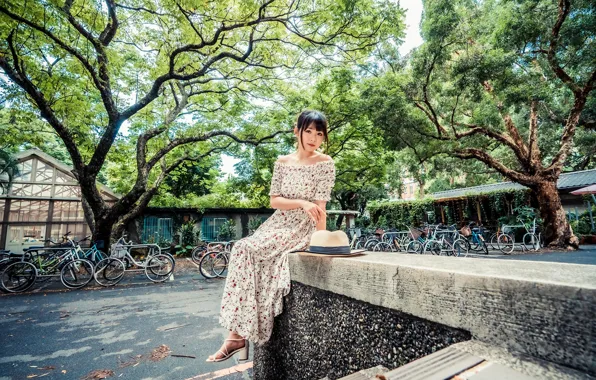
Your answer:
[347,217,543,256]
[0,232,174,293]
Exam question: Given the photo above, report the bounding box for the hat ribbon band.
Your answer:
[308,245,351,254]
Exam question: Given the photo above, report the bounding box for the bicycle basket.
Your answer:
[110,244,127,258]
[408,227,422,240]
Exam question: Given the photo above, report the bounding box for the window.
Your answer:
[54,185,81,198]
[10,183,52,197]
[34,161,54,183]
[201,217,227,241]
[53,201,85,221]
[49,223,91,244]
[14,160,32,181]
[8,200,50,222]
[142,216,173,243]
[55,170,75,184]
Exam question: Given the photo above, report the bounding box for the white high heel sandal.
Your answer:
[206,338,249,363]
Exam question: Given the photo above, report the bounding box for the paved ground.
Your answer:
[0,262,251,380]
[466,244,596,265]
[1,247,594,380]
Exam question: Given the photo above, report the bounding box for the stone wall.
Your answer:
[254,282,471,380]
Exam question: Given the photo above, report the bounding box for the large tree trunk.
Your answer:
[92,217,115,251]
[534,181,579,249]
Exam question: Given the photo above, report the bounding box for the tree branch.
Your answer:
[546,0,581,94]
[453,148,534,186]
[0,32,84,171]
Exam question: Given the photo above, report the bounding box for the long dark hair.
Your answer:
[295,110,329,152]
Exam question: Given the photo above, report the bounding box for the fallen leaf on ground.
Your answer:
[61,370,67,374]
[80,369,114,379]
[149,345,170,362]
[38,366,55,370]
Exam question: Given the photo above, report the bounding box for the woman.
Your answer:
[207,110,335,362]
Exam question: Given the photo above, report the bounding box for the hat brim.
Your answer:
[293,249,366,257]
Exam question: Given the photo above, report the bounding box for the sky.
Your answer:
[219,0,424,178]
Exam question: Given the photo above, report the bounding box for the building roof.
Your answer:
[15,148,120,200]
[431,169,596,201]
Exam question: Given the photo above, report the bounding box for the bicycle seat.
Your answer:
[9,252,25,258]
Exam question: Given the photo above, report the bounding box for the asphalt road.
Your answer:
[0,267,252,380]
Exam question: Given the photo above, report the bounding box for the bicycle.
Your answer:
[459,222,488,255]
[423,226,462,256]
[1,233,95,292]
[497,218,542,254]
[406,226,431,253]
[199,242,232,279]
[93,235,174,286]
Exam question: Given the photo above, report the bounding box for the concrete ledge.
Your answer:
[263,252,595,376]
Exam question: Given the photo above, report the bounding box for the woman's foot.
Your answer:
[206,337,248,362]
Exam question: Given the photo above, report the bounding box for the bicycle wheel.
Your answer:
[94,258,125,287]
[145,254,175,282]
[199,251,219,279]
[406,240,422,253]
[364,239,379,250]
[452,238,469,257]
[523,233,541,251]
[373,242,394,252]
[191,247,206,263]
[489,233,499,250]
[498,234,515,254]
[441,241,456,256]
[212,252,229,278]
[1,261,37,293]
[60,259,94,289]
[423,241,441,255]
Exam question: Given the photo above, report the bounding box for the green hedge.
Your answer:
[369,198,435,228]
[369,189,533,228]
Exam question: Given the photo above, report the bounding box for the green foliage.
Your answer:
[217,219,237,241]
[326,215,338,231]
[369,199,435,227]
[570,205,596,235]
[355,216,371,229]
[174,220,200,256]
[0,149,19,195]
[248,216,265,235]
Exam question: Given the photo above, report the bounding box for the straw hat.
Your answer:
[292,230,366,257]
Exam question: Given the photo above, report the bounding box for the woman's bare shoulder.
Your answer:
[276,154,294,164]
[315,154,333,163]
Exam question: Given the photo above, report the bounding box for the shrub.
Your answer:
[217,219,237,241]
[248,216,265,235]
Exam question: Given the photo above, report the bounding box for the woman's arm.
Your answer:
[270,196,326,225]
[314,200,327,230]
[270,195,306,210]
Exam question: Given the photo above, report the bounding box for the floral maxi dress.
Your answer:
[219,160,335,345]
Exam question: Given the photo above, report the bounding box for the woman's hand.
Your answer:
[300,201,326,223]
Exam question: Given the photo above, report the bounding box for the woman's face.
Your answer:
[295,123,325,152]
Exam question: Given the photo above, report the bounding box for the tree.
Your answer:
[0,149,19,194]
[0,0,399,243]
[375,0,594,248]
